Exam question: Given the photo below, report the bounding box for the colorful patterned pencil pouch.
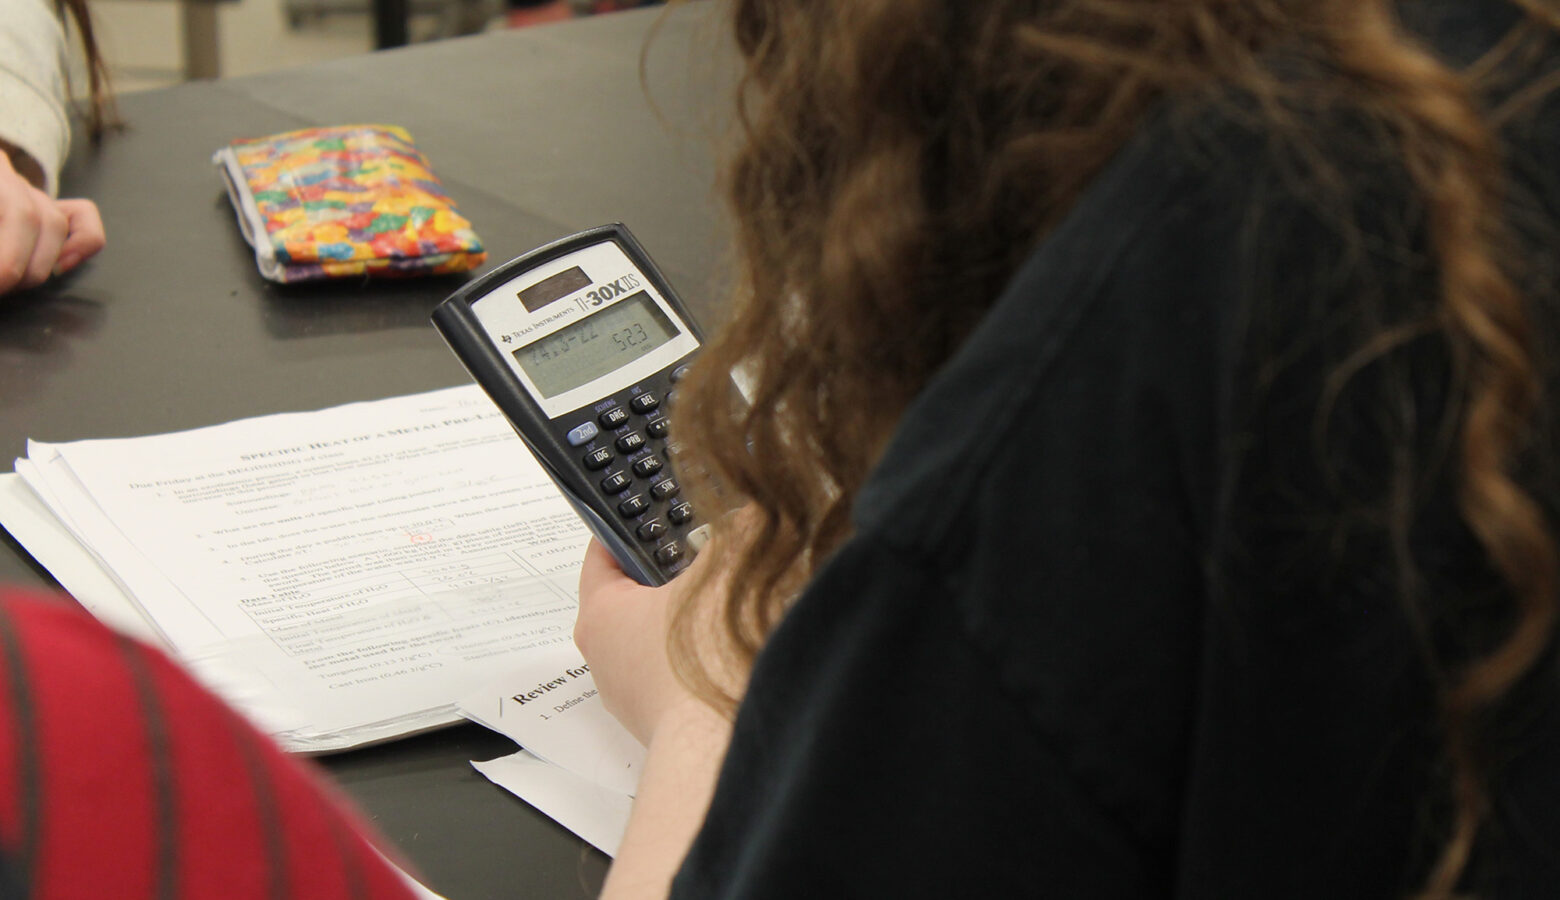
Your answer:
[213,124,486,283]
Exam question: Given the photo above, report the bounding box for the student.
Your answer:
[575,0,1560,897]
[0,589,425,898]
[0,0,111,296]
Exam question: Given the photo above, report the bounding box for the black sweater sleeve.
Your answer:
[673,537,1162,898]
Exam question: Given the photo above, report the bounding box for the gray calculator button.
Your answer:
[583,448,614,470]
[654,542,685,566]
[567,421,599,446]
[636,519,668,542]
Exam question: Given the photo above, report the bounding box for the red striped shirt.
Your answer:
[0,589,422,900]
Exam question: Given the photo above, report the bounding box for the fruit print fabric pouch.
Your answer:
[213,124,486,283]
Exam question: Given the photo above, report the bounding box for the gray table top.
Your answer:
[0,5,733,896]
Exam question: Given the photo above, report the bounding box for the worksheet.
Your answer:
[457,642,644,855]
[459,641,644,796]
[10,386,592,751]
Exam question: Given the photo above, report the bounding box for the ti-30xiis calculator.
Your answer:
[432,224,708,585]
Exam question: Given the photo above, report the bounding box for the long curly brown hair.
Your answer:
[667,0,1560,895]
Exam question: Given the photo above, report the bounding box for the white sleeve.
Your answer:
[0,0,72,196]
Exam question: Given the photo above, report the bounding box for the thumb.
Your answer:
[53,199,105,273]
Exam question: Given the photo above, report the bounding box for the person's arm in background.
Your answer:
[0,0,107,294]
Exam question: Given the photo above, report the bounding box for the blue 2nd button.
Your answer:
[567,421,600,446]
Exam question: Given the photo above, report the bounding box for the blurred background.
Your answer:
[90,0,663,93]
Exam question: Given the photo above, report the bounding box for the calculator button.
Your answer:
[583,448,614,470]
[630,392,660,414]
[670,364,691,383]
[637,519,668,542]
[646,418,669,439]
[617,494,649,518]
[668,501,694,525]
[599,406,630,429]
[600,471,631,494]
[566,421,599,447]
[654,542,685,567]
[632,455,664,478]
[616,432,646,453]
[685,525,711,552]
[650,478,679,501]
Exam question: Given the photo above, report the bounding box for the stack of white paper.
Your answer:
[0,385,594,753]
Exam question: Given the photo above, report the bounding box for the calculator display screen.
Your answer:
[513,291,680,398]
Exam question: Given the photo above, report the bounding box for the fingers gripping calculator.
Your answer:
[432,224,708,586]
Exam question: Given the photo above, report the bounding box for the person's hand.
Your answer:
[575,539,703,745]
[0,152,105,295]
[575,532,751,744]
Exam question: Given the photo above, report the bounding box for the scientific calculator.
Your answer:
[431,224,707,585]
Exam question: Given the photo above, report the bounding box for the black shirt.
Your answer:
[672,4,1560,896]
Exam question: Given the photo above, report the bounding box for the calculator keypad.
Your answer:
[560,371,699,580]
